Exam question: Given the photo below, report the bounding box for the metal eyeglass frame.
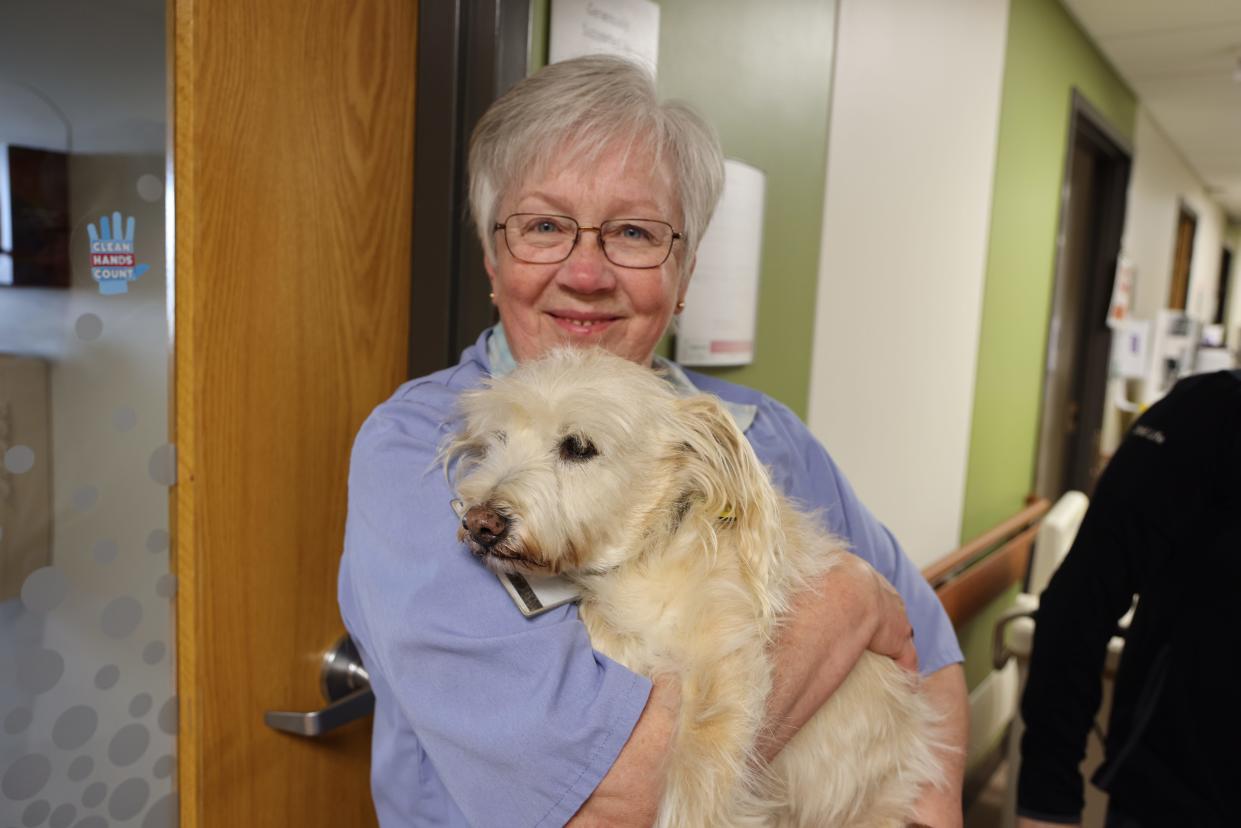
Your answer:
[492,213,684,269]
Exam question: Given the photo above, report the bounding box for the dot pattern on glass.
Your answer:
[74,313,103,341]
[70,813,103,828]
[100,596,142,639]
[136,174,163,202]
[21,798,49,827]
[130,692,153,718]
[92,539,119,564]
[3,706,33,735]
[147,444,176,487]
[155,574,176,599]
[49,803,77,828]
[52,705,99,751]
[157,696,177,735]
[4,444,36,474]
[17,647,64,694]
[142,641,166,665]
[67,755,93,782]
[108,722,150,767]
[94,664,120,690]
[152,754,174,779]
[2,753,52,800]
[112,405,138,432]
[20,566,69,613]
[146,528,169,554]
[108,777,150,820]
[82,781,107,808]
[143,793,177,828]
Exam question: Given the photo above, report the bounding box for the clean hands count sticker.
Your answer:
[88,212,150,295]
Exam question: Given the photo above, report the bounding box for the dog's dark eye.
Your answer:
[559,434,599,462]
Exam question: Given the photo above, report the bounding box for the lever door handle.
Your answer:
[265,634,374,737]
[265,686,374,736]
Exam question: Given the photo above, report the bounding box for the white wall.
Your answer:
[1121,107,1228,325]
[807,0,1010,567]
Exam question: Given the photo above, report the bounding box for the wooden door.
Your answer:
[1168,206,1196,311]
[171,0,417,824]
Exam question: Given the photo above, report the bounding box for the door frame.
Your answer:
[408,0,531,379]
[1034,90,1132,498]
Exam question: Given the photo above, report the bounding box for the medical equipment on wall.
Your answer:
[1110,310,1205,412]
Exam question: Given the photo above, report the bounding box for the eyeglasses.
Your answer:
[493,213,683,269]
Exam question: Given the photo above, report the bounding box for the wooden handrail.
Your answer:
[922,498,1051,587]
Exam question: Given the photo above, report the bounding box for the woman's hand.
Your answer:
[757,553,917,761]
[861,555,919,671]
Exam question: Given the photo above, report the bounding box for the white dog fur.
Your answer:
[448,348,945,827]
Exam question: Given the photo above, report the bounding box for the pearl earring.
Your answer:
[675,301,686,312]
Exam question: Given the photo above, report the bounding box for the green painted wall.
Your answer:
[528,0,837,417]
[656,1,836,416]
[954,0,1136,698]
[529,0,550,74]
[960,0,1136,542]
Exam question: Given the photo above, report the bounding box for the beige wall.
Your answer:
[807,0,1010,568]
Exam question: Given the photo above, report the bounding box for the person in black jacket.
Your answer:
[1017,369,1241,828]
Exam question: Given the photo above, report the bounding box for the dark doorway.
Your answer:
[408,0,531,379]
[1035,91,1132,500]
[1214,246,1232,327]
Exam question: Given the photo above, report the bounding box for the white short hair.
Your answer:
[468,55,725,276]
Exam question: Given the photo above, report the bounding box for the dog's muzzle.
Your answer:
[462,505,510,549]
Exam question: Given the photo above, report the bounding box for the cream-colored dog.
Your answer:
[448,348,944,827]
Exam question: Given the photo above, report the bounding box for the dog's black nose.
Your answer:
[464,505,509,547]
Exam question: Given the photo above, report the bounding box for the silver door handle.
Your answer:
[265,634,375,736]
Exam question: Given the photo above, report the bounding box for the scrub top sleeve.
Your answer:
[340,394,651,827]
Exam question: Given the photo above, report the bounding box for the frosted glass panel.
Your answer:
[1,0,175,825]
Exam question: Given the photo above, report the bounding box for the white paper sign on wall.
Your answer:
[676,159,767,367]
[549,0,660,75]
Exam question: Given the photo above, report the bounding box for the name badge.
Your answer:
[499,572,581,618]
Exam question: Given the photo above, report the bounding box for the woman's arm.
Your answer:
[912,664,968,828]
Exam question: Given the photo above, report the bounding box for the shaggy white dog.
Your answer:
[448,348,945,827]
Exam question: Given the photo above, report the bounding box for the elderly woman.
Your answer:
[339,55,966,826]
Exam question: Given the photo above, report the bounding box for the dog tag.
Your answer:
[499,572,581,618]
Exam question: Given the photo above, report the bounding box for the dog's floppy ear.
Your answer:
[671,393,783,611]
[439,389,492,483]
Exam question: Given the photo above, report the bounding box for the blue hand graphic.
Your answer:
[88,211,150,295]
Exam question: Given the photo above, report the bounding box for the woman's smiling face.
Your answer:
[485,144,690,367]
